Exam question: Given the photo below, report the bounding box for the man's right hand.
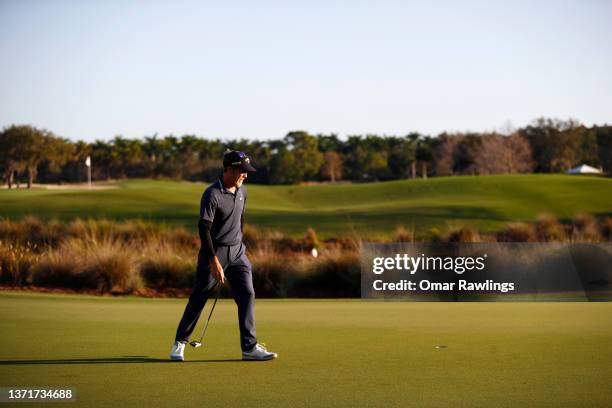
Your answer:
[210,256,225,284]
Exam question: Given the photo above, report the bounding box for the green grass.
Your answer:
[1,175,611,238]
[1,292,610,407]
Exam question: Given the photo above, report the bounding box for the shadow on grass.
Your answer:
[0,356,243,365]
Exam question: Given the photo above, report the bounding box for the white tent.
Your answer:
[566,164,602,174]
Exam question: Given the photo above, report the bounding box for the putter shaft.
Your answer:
[190,283,221,348]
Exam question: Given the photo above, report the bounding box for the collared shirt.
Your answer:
[200,179,247,246]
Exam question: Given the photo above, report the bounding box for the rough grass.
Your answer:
[32,238,142,293]
[0,175,611,239]
[1,214,610,295]
[0,292,610,408]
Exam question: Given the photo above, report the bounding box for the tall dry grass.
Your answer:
[535,214,567,242]
[139,242,196,288]
[0,215,610,296]
[0,217,196,248]
[292,248,360,297]
[498,222,538,242]
[33,238,142,293]
[248,241,299,297]
[571,213,602,242]
[0,240,38,285]
[249,244,360,297]
[394,226,415,242]
[444,225,482,243]
[601,217,612,241]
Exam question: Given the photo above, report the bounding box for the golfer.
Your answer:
[170,150,277,361]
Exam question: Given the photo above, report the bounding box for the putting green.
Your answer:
[1,292,611,407]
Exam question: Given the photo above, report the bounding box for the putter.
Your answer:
[190,282,221,348]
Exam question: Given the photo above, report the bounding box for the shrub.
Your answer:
[572,213,602,242]
[83,240,141,292]
[4,214,608,297]
[0,241,38,285]
[291,249,360,297]
[139,243,196,288]
[66,218,111,243]
[270,235,303,253]
[242,224,262,250]
[0,219,18,243]
[535,214,566,242]
[43,218,68,246]
[0,216,66,247]
[32,238,142,293]
[303,227,321,250]
[394,226,414,242]
[20,216,45,243]
[32,244,95,289]
[498,222,537,242]
[427,228,442,243]
[250,242,298,297]
[601,217,612,241]
[158,226,197,248]
[444,226,481,243]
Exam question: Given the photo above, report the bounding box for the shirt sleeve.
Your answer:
[200,189,217,223]
[199,188,217,258]
[198,219,216,258]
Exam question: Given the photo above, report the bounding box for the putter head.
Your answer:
[190,341,202,348]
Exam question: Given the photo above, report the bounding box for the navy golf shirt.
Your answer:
[200,179,246,246]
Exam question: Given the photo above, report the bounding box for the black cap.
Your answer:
[223,150,256,172]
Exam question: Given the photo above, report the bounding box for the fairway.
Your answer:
[0,175,611,239]
[1,292,610,407]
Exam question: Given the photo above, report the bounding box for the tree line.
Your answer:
[0,118,610,188]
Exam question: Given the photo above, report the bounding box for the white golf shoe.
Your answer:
[170,341,185,361]
[242,343,277,361]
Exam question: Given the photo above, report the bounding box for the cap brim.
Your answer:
[240,163,257,172]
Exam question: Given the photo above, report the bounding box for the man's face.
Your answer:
[230,167,248,187]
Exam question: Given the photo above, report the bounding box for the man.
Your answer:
[170,150,277,361]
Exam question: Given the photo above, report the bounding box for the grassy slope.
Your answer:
[0,175,611,238]
[0,292,610,408]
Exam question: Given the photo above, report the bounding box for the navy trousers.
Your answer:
[174,243,257,352]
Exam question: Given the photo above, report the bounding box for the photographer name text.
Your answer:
[371,254,515,293]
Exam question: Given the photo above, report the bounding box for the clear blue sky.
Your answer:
[1,0,610,142]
